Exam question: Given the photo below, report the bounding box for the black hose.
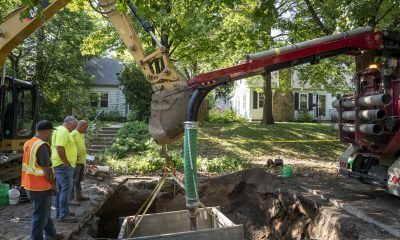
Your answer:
[128,0,153,33]
[185,85,217,121]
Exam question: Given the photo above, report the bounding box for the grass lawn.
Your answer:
[170,121,348,174]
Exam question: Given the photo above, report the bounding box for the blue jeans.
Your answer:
[31,194,56,240]
[54,165,74,219]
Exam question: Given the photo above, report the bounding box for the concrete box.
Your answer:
[118,207,244,239]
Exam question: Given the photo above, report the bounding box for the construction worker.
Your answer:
[51,116,78,223]
[21,120,64,240]
[70,120,90,205]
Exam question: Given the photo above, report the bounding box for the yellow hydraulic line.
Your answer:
[198,137,339,143]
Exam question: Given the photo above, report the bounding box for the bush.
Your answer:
[297,111,314,123]
[104,140,186,174]
[201,156,251,173]
[109,121,151,158]
[208,110,245,123]
[100,111,124,122]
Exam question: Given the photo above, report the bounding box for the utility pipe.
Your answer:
[183,87,213,231]
[247,27,372,60]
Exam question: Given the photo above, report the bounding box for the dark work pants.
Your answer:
[73,163,85,193]
[30,194,56,240]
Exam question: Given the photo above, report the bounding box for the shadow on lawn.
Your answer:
[200,122,336,141]
[196,122,346,162]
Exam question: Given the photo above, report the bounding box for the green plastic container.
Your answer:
[0,183,10,205]
[283,165,293,178]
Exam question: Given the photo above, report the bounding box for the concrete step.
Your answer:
[87,148,106,153]
[98,129,119,134]
[97,133,117,138]
[101,127,121,131]
[90,140,114,145]
[88,144,110,150]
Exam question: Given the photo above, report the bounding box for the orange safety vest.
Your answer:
[21,137,53,191]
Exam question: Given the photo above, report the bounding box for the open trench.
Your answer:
[72,168,393,240]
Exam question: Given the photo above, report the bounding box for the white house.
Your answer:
[231,71,345,121]
[84,58,129,117]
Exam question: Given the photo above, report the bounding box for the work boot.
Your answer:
[45,233,64,240]
[58,215,78,223]
[69,198,81,206]
[76,191,90,201]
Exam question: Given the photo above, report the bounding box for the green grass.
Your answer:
[101,121,347,175]
[169,122,347,163]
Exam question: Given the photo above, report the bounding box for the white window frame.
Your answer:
[258,92,264,108]
[100,93,109,108]
[299,93,308,111]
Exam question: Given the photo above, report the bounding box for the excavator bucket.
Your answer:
[149,83,208,145]
[149,88,191,145]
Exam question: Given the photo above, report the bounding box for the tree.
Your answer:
[281,0,400,91]
[211,0,293,125]
[4,3,98,120]
[118,63,153,121]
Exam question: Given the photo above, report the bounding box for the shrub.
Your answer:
[297,111,314,123]
[202,156,251,173]
[208,110,245,123]
[100,111,124,122]
[109,121,151,158]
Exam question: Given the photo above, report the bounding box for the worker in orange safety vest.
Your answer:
[21,120,64,240]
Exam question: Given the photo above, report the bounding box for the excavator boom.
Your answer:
[0,0,191,145]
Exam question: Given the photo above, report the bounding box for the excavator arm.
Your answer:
[0,0,192,145]
[2,0,399,147]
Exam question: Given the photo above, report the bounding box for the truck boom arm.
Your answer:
[188,27,400,88]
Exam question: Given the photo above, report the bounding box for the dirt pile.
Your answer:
[74,168,394,239]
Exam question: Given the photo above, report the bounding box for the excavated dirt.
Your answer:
[73,168,396,240]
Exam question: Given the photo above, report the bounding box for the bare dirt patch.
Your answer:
[75,168,396,239]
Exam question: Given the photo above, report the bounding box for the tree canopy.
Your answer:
[2,0,399,121]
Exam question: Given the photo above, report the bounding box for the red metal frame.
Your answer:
[188,32,383,86]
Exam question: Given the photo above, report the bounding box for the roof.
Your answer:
[84,58,124,86]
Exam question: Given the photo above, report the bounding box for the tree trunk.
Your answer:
[261,71,274,125]
[34,28,46,85]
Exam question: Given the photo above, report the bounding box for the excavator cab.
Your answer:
[0,77,37,152]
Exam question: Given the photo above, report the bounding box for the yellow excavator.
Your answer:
[0,0,196,181]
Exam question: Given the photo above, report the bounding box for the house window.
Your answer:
[90,93,98,107]
[100,93,108,108]
[299,93,308,110]
[253,91,265,109]
[317,95,326,117]
[258,93,264,108]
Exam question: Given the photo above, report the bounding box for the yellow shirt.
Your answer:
[51,126,77,167]
[71,130,86,165]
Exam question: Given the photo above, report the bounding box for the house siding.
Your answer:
[293,90,338,121]
[232,79,341,121]
[232,80,251,120]
[90,86,128,117]
[249,90,264,121]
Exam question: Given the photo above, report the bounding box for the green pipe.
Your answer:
[183,121,199,230]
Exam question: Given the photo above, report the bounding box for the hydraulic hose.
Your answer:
[128,0,163,48]
[183,86,214,231]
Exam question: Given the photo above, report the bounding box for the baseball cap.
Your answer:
[36,120,56,131]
